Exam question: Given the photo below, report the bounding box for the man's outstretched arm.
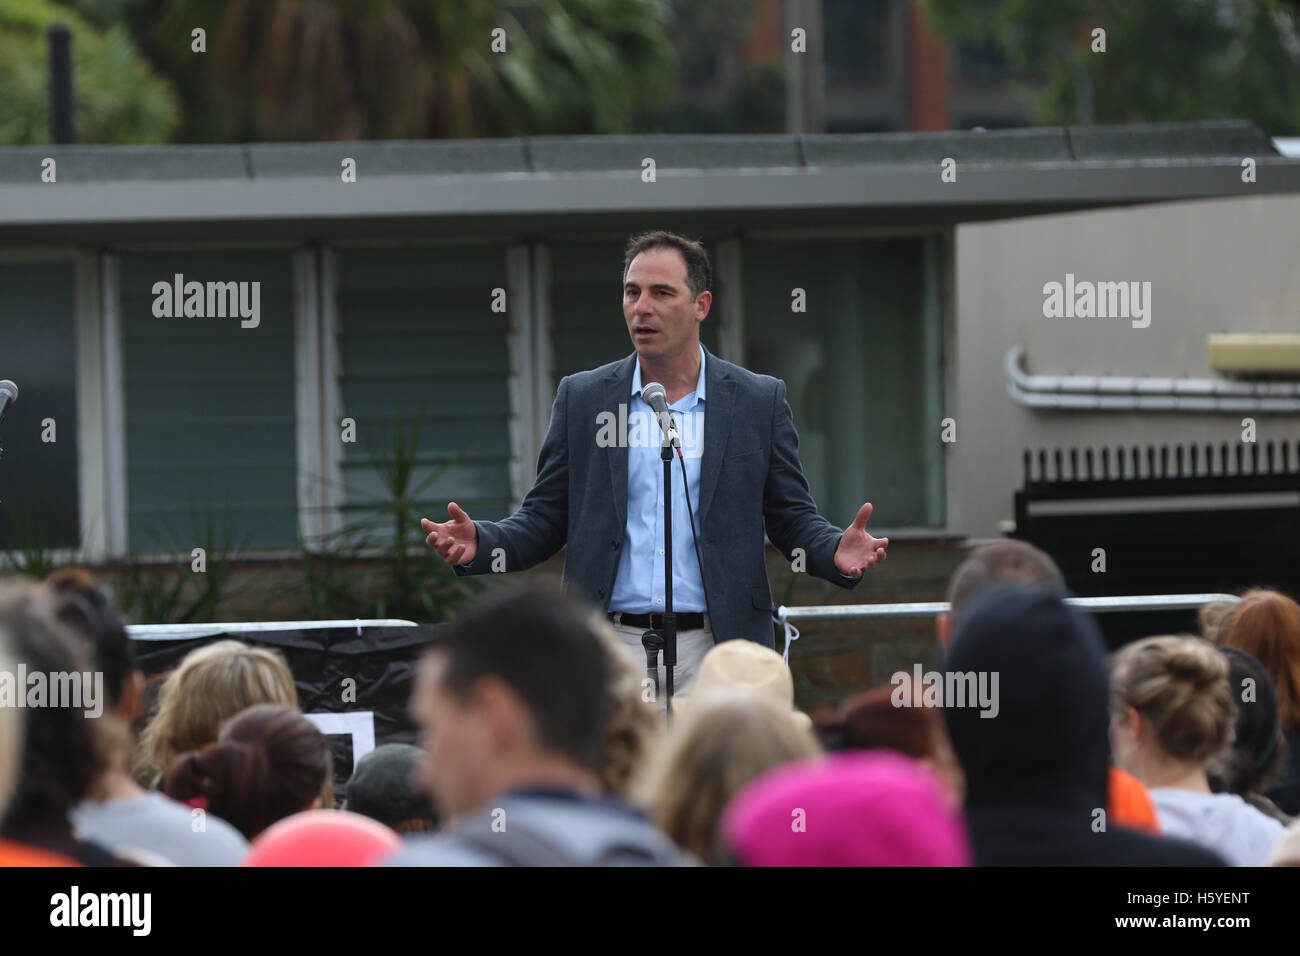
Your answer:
[422,377,572,575]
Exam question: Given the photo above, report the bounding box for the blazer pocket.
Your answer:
[752,586,773,610]
[726,447,763,461]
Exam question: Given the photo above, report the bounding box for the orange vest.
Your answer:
[1108,767,1160,834]
[0,838,83,867]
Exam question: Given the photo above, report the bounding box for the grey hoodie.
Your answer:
[1151,788,1285,867]
[382,789,694,867]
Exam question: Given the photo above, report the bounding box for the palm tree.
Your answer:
[121,0,676,141]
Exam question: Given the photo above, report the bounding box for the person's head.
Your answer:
[640,693,821,864]
[410,582,613,820]
[1198,600,1235,644]
[1216,589,1300,731]
[0,581,106,829]
[1109,636,1234,784]
[622,231,712,366]
[43,569,139,718]
[589,615,659,798]
[943,584,1110,812]
[138,640,298,786]
[343,744,438,834]
[939,540,1065,648]
[678,639,812,729]
[1208,647,1284,798]
[818,683,965,808]
[163,704,330,840]
[722,751,971,867]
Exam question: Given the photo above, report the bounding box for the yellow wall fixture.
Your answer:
[1208,333,1300,375]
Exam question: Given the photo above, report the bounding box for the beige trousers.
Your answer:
[609,615,714,704]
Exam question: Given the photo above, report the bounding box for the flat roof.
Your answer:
[1,121,1296,243]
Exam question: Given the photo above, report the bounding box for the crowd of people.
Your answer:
[2,544,1300,867]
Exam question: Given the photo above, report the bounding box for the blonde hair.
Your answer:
[588,612,659,797]
[0,629,22,819]
[1110,635,1234,765]
[1198,600,1235,644]
[639,693,821,864]
[137,640,298,786]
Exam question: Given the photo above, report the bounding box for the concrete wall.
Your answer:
[951,194,1300,539]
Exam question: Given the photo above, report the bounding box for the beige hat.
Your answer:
[675,640,812,730]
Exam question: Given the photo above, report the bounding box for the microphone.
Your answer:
[640,382,680,448]
[0,380,16,426]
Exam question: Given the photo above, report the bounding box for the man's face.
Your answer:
[623,246,709,363]
[410,653,493,820]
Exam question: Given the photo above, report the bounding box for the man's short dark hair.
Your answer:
[623,231,711,300]
[947,540,1065,622]
[430,582,612,771]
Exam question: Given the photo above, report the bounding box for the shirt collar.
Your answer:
[631,343,707,405]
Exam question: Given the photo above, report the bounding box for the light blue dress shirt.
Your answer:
[608,344,708,614]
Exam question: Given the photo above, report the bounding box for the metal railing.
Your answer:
[127,619,418,641]
[770,593,1239,661]
[776,593,1239,623]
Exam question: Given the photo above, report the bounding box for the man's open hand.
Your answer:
[833,502,889,578]
[421,502,479,567]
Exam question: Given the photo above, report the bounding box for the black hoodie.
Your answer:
[943,584,1224,866]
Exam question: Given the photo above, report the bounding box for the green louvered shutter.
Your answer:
[120,251,298,552]
[335,246,513,534]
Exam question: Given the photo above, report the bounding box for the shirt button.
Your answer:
[658,549,664,555]
[655,598,663,605]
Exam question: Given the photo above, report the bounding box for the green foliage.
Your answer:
[0,0,179,143]
[113,505,249,624]
[113,0,677,141]
[300,414,476,623]
[918,0,1300,134]
[0,514,59,579]
[648,0,785,133]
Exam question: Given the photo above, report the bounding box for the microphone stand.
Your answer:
[642,415,678,718]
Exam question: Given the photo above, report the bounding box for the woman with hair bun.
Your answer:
[163,704,331,841]
[137,640,299,787]
[1110,636,1284,866]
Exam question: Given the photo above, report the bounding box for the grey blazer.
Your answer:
[454,345,862,646]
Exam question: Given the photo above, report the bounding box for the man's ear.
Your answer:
[695,290,712,321]
[476,676,531,753]
[937,612,953,650]
[118,670,145,722]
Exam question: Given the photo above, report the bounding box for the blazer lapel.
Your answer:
[698,346,735,520]
[605,355,635,529]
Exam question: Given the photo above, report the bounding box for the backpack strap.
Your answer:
[448,817,579,867]
[448,815,665,867]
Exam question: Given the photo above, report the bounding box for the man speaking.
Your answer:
[422,231,887,690]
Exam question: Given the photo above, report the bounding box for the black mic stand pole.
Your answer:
[641,418,678,719]
[660,429,676,717]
